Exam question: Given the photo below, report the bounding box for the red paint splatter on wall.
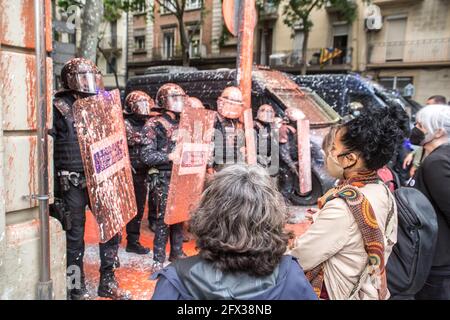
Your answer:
[28,137,37,207]
[26,55,37,130]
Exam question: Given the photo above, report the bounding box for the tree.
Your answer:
[274,0,365,75]
[57,0,146,87]
[152,0,207,66]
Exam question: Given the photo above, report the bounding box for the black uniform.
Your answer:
[124,115,150,245]
[51,92,121,293]
[254,120,274,168]
[140,112,184,263]
[278,124,298,201]
[209,115,246,170]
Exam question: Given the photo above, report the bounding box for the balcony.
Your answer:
[268,47,352,71]
[372,0,422,6]
[325,0,355,12]
[259,1,279,21]
[99,35,123,53]
[369,38,450,68]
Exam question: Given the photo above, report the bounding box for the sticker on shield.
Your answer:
[90,133,127,183]
[164,106,217,225]
[73,89,137,243]
[179,143,210,176]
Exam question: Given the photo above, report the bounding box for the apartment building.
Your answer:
[52,1,128,90]
[366,0,450,104]
[127,0,238,76]
[262,0,450,104]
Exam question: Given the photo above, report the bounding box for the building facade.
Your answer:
[366,0,450,104]
[1,0,66,300]
[127,0,238,76]
[52,1,128,90]
[264,0,450,104]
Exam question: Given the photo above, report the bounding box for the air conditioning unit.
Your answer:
[365,4,383,31]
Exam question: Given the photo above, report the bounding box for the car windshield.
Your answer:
[255,70,340,128]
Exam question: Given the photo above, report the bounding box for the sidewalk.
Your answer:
[83,207,311,300]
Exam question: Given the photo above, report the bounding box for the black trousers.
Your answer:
[415,274,450,300]
[148,189,157,227]
[64,184,121,280]
[153,171,184,263]
[278,165,295,203]
[126,172,148,244]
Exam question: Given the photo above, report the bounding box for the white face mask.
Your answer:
[326,153,344,179]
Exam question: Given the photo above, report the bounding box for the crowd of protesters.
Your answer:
[54,57,450,300]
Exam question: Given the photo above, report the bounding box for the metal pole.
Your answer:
[125,10,129,85]
[35,0,53,300]
[236,0,256,111]
[236,0,257,165]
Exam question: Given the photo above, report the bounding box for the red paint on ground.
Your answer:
[84,207,311,300]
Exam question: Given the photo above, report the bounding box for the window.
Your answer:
[163,32,175,59]
[385,16,407,61]
[160,0,176,14]
[332,23,349,64]
[186,0,202,10]
[107,56,117,74]
[135,36,146,50]
[189,29,201,58]
[379,76,414,94]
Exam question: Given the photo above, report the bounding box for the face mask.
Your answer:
[326,154,344,179]
[409,127,435,146]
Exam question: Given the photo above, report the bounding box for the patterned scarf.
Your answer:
[305,171,389,300]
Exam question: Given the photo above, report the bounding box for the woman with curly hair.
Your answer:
[151,164,317,300]
[290,106,403,300]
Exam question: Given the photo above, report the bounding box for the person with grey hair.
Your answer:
[407,104,450,300]
[151,164,317,300]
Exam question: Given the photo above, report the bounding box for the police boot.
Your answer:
[97,273,132,300]
[126,241,151,255]
[68,282,91,300]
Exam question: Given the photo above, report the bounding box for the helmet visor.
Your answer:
[218,97,243,119]
[258,110,275,123]
[167,95,185,113]
[133,100,152,116]
[75,73,100,94]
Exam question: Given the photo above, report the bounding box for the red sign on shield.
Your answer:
[164,106,217,225]
[73,90,137,243]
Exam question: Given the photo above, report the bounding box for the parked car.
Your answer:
[125,66,340,205]
[292,73,421,120]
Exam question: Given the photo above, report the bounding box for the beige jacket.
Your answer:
[290,183,398,300]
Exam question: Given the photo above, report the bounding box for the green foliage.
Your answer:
[273,0,366,33]
[57,0,147,21]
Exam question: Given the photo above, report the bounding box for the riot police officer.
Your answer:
[208,86,246,173]
[124,91,156,255]
[254,104,276,168]
[140,83,187,273]
[51,58,128,300]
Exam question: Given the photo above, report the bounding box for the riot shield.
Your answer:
[164,106,217,225]
[73,89,137,243]
[243,108,257,165]
[297,119,312,195]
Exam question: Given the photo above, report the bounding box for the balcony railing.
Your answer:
[152,46,183,60]
[369,38,450,65]
[268,47,352,68]
[373,0,421,5]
